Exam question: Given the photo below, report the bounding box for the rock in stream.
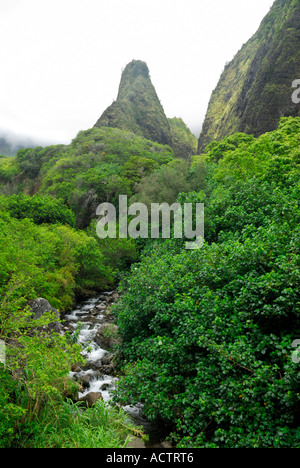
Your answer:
[64,292,172,448]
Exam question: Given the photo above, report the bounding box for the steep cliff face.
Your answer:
[0,134,36,157]
[94,60,197,158]
[94,60,173,147]
[198,0,300,153]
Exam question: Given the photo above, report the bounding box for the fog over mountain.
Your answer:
[0,128,54,156]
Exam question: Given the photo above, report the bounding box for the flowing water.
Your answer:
[64,292,170,446]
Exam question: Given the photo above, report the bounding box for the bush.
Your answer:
[113,220,300,447]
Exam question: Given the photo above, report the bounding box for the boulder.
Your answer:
[95,324,122,350]
[79,392,103,407]
[105,292,119,305]
[112,291,120,301]
[98,295,107,301]
[92,362,104,371]
[101,354,112,366]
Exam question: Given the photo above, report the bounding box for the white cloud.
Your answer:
[0,0,272,143]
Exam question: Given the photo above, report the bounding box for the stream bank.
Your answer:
[63,292,172,448]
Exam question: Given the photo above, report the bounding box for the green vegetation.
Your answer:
[0,32,299,447]
[0,203,138,447]
[95,60,197,159]
[112,117,300,448]
[132,158,206,207]
[95,60,173,147]
[1,116,299,448]
[0,155,19,183]
[168,117,198,160]
[10,398,138,449]
[0,205,117,309]
[0,127,173,228]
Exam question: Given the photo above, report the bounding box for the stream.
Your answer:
[63,292,170,447]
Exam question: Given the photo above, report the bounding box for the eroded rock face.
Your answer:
[27,298,62,333]
[78,392,103,407]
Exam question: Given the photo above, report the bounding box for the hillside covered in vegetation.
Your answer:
[0,115,299,448]
[113,117,300,448]
[198,0,300,153]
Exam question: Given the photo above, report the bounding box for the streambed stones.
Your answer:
[79,392,103,407]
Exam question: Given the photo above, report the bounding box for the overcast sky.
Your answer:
[0,0,272,145]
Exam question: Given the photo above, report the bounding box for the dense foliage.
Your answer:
[0,179,137,447]
[0,210,114,311]
[113,117,300,448]
[168,117,198,160]
[94,60,174,147]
